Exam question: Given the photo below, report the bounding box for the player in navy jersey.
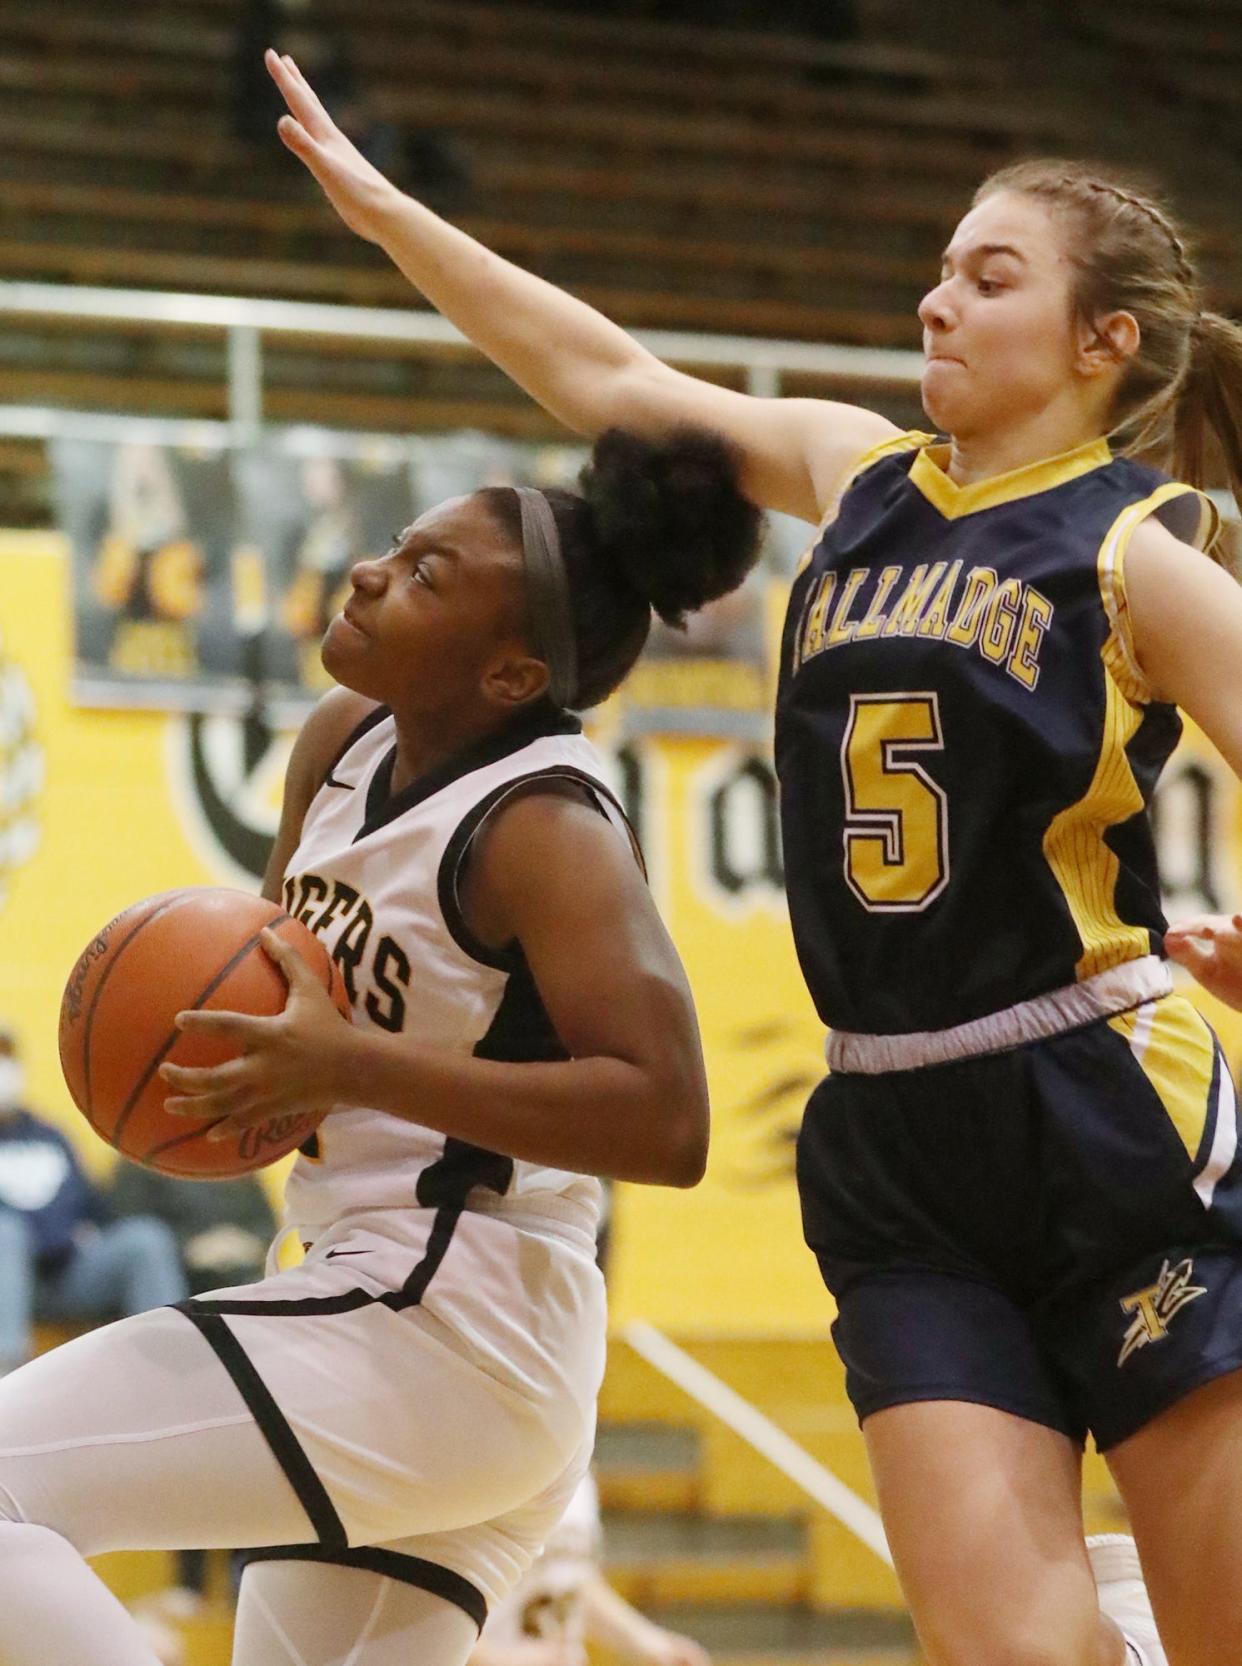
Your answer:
[0,427,761,1666]
[263,49,1242,1666]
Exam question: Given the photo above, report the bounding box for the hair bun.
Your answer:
[579,427,764,627]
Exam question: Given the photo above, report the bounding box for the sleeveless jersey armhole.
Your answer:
[794,429,936,576]
[1098,483,1219,705]
[437,768,646,971]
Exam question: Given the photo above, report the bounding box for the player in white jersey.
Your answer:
[0,427,763,1666]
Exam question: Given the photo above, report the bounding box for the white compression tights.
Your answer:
[0,1310,478,1666]
[234,1561,478,1666]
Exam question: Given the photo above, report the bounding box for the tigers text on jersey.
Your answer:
[280,702,634,1238]
[775,433,1216,1035]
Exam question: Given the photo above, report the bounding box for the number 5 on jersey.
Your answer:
[840,692,950,912]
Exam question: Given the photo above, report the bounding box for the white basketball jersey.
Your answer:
[280,704,635,1240]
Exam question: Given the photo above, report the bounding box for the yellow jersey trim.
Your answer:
[845,428,935,488]
[1044,479,1215,980]
[1107,995,1218,1164]
[794,430,934,577]
[1042,659,1150,982]
[1098,482,1218,705]
[908,436,1112,520]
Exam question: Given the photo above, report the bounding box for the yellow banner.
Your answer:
[1,533,1240,1333]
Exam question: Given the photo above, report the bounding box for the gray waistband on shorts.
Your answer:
[825,955,1174,1076]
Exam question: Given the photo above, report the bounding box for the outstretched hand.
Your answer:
[1166,912,1242,1012]
[266,49,400,243]
[160,928,352,1138]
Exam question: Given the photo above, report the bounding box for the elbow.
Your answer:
[666,1135,708,1189]
[656,1089,709,1189]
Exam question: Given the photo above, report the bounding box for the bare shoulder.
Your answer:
[462,779,642,950]
[285,686,381,803]
[1124,513,1242,705]
[1124,512,1228,609]
[779,399,904,521]
[474,779,636,892]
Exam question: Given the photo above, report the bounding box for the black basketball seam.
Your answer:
[78,891,198,1133]
[141,1108,319,1168]
[111,911,295,1154]
[139,1118,231,1165]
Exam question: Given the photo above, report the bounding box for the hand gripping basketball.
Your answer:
[60,889,352,1177]
[160,929,352,1139]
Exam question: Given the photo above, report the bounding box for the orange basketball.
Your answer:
[58,888,351,1178]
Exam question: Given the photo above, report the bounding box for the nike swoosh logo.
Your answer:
[324,771,354,790]
[324,1248,370,1259]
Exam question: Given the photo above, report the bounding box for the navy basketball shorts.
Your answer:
[797,992,1242,1450]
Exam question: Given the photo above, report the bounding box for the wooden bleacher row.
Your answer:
[0,81,1014,195]
[15,0,1229,367]
[0,240,918,342]
[1124,0,1242,15]
[1069,2,1242,123]
[0,109,974,242]
[2,3,1236,268]
[0,179,934,304]
[1,0,1237,526]
[0,38,1033,195]
[27,0,1009,93]
[1083,8,1242,64]
[0,14,1084,155]
[2,163,1239,332]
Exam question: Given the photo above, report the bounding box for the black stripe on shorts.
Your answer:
[244,1544,488,1632]
[176,1306,348,1553]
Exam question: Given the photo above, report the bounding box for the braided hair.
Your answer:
[975,159,1242,526]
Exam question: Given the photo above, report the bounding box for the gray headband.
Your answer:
[514,486,577,709]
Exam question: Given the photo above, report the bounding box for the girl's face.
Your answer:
[918,191,1087,440]
[320,493,536,716]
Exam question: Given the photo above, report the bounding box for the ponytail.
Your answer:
[1170,310,1242,523]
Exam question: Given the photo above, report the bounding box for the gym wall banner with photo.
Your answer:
[2,530,1241,1336]
[49,429,809,741]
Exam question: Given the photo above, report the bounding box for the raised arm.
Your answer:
[266,51,897,524]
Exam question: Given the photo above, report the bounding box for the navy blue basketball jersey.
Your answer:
[774,432,1217,1035]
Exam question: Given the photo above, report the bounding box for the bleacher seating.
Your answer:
[1,0,1242,522]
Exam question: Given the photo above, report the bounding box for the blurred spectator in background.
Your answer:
[0,1025,186,1377]
[109,1161,276,1299]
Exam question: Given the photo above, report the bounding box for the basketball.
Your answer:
[58,888,351,1178]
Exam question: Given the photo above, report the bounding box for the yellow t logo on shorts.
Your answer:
[1118,1258,1207,1367]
